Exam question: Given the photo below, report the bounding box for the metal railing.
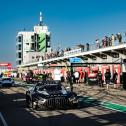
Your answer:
[25,40,126,64]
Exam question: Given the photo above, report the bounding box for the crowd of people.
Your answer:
[95,33,123,49]
[97,69,118,91]
[65,69,119,91]
[35,32,125,62]
[41,50,64,60]
[30,68,119,91]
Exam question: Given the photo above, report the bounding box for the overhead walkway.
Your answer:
[18,42,126,68]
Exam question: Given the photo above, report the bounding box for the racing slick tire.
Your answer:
[26,97,38,110]
[26,97,32,108]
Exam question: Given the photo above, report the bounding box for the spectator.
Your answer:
[69,72,74,92]
[116,33,122,44]
[48,72,53,80]
[84,70,88,84]
[113,70,118,88]
[79,69,84,83]
[42,72,48,81]
[0,72,3,78]
[95,39,99,49]
[74,71,80,84]
[53,68,61,83]
[105,69,111,91]
[66,71,71,84]
[105,36,109,47]
[81,45,85,52]
[111,34,115,46]
[86,43,89,51]
[102,37,106,48]
[108,37,112,46]
[97,70,103,87]
[99,40,102,48]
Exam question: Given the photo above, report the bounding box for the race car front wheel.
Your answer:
[26,97,33,108]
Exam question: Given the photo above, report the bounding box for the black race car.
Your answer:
[26,80,78,110]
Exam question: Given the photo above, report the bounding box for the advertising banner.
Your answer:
[38,33,46,52]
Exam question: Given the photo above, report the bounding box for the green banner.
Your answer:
[38,33,46,52]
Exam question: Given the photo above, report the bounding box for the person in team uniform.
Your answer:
[105,69,111,91]
[97,71,103,87]
[113,70,118,88]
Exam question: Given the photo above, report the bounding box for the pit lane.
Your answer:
[0,83,126,126]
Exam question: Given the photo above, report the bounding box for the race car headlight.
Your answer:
[38,98,47,103]
[33,98,47,106]
[41,98,46,102]
[68,96,76,101]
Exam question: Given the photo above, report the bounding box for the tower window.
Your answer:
[18,52,22,58]
[18,36,22,42]
[18,45,21,50]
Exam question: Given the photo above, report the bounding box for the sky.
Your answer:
[0,0,126,67]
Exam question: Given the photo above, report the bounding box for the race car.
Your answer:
[0,77,15,87]
[26,80,78,110]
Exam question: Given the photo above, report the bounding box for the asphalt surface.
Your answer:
[0,83,126,126]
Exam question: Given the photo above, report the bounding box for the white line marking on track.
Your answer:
[0,112,8,126]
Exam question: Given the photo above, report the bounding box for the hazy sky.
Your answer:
[0,0,126,67]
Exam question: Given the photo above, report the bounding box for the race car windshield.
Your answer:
[38,85,62,91]
[2,78,12,81]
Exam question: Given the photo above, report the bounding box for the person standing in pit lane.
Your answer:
[97,70,103,87]
[113,70,118,89]
[74,71,80,84]
[105,69,111,91]
[79,69,84,83]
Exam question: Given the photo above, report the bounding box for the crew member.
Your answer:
[113,70,118,88]
[97,71,103,87]
[105,69,111,91]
